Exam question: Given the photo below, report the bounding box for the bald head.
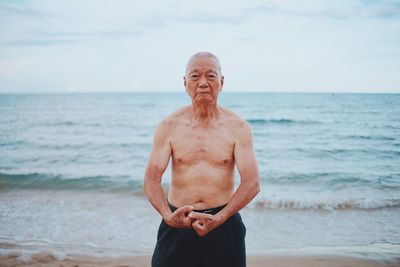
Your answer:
[186,52,222,75]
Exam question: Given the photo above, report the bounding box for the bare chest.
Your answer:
[170,125,235,165]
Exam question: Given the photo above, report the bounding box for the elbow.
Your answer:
[143,177,149,191]
[246,176,260,198]
[242,176,260,199]
[144,176,156,193]
[143,169,162,197]
[253,178,260,197]
[143,178,149,197]
[143,174,154,197]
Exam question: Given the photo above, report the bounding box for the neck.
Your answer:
[191,101,219,123]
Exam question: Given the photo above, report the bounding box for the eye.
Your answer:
[207,72,218,78]
[190,74,199,79]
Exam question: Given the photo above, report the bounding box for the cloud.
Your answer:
[172,12,247,25]
[234,36,256,41]
[3,38,77,47]
[360,0,400,19]
[2,30,144,47]
[0,3,51,18]
[139,20,166,28]
[243,3,347,20]
[0,0,399,93]
[33,30,144,39]
[244,1,400,20]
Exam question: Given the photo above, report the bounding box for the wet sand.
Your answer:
[1,252,399,267]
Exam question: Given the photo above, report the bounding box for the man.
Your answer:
[144,52,260,267]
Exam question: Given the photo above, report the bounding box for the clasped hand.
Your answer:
[164,205,221,237]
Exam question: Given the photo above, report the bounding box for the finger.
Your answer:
[183,214,194,224]
[192,219,204,230]
[192,221,208,237]
[175,205,194,216]
[188,212,211,220]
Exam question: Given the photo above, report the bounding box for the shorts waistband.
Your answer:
[168,202,227,215]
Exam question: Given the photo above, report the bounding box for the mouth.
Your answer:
[195,92,212,99]
[196,92,211,96]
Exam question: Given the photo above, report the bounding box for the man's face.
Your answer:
[184,56,224,104]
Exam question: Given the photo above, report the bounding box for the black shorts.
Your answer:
[151,203,246,267]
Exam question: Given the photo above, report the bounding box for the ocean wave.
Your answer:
[0,141,151,151]
[284,147,400,160]
[0,140,28,148]
[343,135,397,141]
[383,124,400,130]
[26,121,146,129]
[0,173,143,193]
[252,197,400,211]
[264,172,400,190]
[246,118,321,125]
[31,121,80,127]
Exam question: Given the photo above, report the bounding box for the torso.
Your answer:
[166,106,239,209]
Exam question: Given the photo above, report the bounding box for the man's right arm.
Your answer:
[143,120,193,228]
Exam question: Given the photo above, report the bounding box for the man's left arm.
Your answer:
[190,120,260,236]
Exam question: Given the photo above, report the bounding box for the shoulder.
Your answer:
[219,107,253,146]
[156,106,190,133]
[219,107,252,133]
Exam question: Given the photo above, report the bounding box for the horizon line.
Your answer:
[0,91,400,94]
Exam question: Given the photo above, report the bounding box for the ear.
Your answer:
[183,76,189,93]
[220,75,224,91]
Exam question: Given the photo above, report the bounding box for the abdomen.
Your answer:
[168,161,235,209]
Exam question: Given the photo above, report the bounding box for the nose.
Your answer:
[198,76,209,88]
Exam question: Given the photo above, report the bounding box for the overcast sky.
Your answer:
[0,0,399,93]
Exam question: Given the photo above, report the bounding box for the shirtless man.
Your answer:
[144,52,260,267]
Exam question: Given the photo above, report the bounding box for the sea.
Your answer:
[0,93,399,260]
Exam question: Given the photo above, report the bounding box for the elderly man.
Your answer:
[144,52,260,267]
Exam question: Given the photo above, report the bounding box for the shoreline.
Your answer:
[1,252,399,267]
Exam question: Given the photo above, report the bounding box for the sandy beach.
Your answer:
[1,253,399,267]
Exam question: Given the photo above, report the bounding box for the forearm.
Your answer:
[217,178,260,223]
[144,178,171,219]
